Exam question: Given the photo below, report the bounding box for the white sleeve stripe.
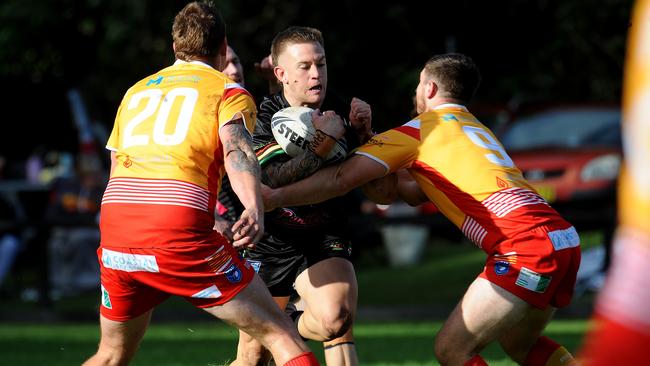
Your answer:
[354,151,390,174]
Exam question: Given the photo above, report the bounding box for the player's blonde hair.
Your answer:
[424,53,481,104]
[172,1,226,61]
[271,26,325,66]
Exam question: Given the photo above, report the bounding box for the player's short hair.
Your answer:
[271,26,325,66]
[172,1,226,61]
[423,53,481,104]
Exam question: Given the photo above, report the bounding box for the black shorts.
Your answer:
[244,233,352,297]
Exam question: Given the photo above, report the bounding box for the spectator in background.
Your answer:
[578,0,650,364]
[46,152,105,296]
[223,46,245,85]
[0,156,25,291]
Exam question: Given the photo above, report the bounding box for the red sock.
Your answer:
[524,336,576,366]
[524,336,560,366]
[464,354,488,366]
[283,351,320,366]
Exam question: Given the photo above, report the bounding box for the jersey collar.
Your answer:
[173,59,215,70]
[434,103,468,111]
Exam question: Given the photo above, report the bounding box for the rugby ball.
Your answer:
[271,106,347,164]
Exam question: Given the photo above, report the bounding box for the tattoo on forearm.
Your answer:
[308,129,333,152]
[224,124,260,178]
[262,149,324,188]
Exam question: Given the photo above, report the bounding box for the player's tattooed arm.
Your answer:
[222,121,260,177]
[221,118,264,248]
[262,149,324,188]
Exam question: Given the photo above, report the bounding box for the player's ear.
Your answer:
[274,66,287,84]
[426,80,437,99]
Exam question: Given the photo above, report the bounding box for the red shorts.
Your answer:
[98,238,254,321]
[480,224,581,309]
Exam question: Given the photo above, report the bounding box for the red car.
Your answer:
[498,105,622,231]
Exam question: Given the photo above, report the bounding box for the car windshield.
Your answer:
[500,108,621,151]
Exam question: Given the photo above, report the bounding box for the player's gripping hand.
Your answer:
[349,97,373,143]
[311,109,346,139]
[213,216,234,242]
[231,207,264,249]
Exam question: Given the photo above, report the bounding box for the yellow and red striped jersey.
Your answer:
[356,104,569,253]
[101,60,257,248]
[620,0,650,235]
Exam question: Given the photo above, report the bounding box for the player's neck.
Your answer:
[181,55,219,70]
[426,97,466,112]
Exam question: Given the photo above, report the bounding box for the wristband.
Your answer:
[308,129,338,158]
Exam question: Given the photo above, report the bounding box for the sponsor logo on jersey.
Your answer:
[165,75,201,84]
[102,249,159,273]
[327,242,344,251]
[224,264,243,283]
[496,176,509,188]
[205,246,232,274]
[365,134,390,147]
[515,267,551,293]
[442,114,459,122]
[192,285,222,299]
[146,76,163,86]
[494,261,510,275]
[275,208,307,225]
[493,251,517,264]
[547,226,580,251]
[247,260,261,273]
[146,75,200,87]
[324,240,352,256]
[101,285,112,309]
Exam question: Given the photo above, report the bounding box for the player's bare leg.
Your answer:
[434,277,532,366]
[323,328,358,366]
[295,257,358,365]
[206,275,311,366]
[232,296,291,366]
[83,310,152,366]
[498,306,554,362]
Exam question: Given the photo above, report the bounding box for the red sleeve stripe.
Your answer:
[223,83,252,100]
[394,125,421,140]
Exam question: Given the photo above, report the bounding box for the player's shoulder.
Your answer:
[127,64,217,91]
[260,92,289,112]
[258,93,289,122]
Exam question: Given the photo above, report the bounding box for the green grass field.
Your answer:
[0,236,602,365]
[0,320,590,365]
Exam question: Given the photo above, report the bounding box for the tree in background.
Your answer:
[0,0,633,162]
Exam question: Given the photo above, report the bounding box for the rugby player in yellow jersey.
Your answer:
[84,3,318,366]
[579,0,650,364]
[261,53,579,366]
